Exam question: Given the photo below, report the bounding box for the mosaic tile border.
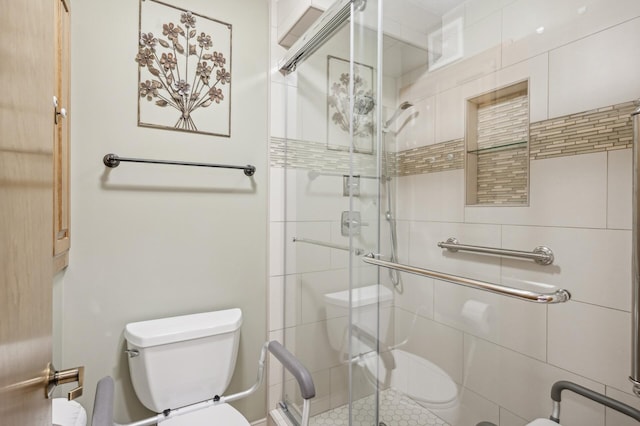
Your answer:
[270,101,635,176]
[530,101,635,160]
[396,139,464,176]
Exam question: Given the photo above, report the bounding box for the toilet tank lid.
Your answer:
[125,308,242,348]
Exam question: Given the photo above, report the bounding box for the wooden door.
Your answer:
[0,0,55,424]
[53,0,71,272]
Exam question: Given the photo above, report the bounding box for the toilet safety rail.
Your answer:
[437,237,555,265]
[90,341,316,426]
[362,253,570,304]
[102,153,256,177]
[548,380,640,423]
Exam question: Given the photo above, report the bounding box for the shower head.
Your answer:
[383,101,415,130]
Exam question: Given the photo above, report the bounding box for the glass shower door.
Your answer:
[276,1,384,425]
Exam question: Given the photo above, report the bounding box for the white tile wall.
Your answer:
[463,335,606,425]
[608,148,632,230]
[434,281,548,361]
[408,221,502,282]
[464,0,517,28]
[285,221,332,274]
[463,10,502,61]
[431,386,500,426]
[548,301,631,392]
[270,221,286,277]
[436,85,466,143]
[499,408,528,426]
[400,46,502,102]
[604,387,640,426]
[548,17,640,119]
[394,308,464,384]
[299,269,350,324]
[284,319,341,373]
[396,170,465,222]
[395,96,436,151]
[465,152,608,228]
[501,226,631,312]
[270,167,285,223]
[394,273,435,320]
[502,0,640,67]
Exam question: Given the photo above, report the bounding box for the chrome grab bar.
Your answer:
[362,253,570,304]
[103,153,256,176]
[630,101,640,397]
[438,237,554,265]
[293,237,364,256]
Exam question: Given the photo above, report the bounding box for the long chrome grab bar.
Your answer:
[362,253,570,304]
[293,237,364,255]
[630,102,640,397]
[103,153,256,176]
[438,237,554,265]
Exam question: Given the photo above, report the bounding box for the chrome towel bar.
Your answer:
[362,253,570,304]
[102,153,256,176]
[438,237,554,265]
[293,237,364,256]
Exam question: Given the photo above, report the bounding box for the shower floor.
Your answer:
[309,388,450,426]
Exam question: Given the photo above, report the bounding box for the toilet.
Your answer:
[324,285,459,414]
[123,308,249,425]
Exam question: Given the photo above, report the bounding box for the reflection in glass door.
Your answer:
[273,0,638,425]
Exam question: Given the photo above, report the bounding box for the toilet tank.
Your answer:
[324,285,393,353]
[124,308,242,413]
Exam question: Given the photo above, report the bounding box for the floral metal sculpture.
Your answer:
[327,72,374,138]
[136,10,230,132]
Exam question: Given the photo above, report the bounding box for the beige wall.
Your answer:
[58,0,269,422]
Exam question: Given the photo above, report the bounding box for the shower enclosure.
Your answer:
[270,0,640,425]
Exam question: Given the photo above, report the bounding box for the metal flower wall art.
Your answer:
[326,56,374,153]
[137,0,232,137]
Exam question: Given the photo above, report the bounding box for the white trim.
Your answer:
[251,417,268,426]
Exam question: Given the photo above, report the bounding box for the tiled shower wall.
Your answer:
[474,92,529,205]
[268,2,640,426]
[391,2,640,425]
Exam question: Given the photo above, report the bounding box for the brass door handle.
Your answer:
[47,363,84,400]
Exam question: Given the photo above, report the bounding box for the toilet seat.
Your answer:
[161,403,250,425]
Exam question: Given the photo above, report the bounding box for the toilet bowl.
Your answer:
[124,308,249,425]
[361,349,458,410]
[526,420,561,426]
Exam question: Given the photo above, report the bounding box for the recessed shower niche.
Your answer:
[465,81,529,206]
